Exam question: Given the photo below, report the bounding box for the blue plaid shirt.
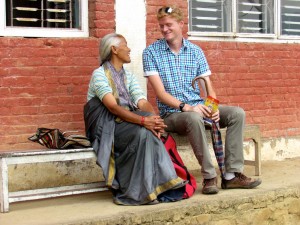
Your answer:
[143,38,211,117]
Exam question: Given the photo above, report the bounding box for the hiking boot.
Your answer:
[202,177,219,194]
[221,172,262,189]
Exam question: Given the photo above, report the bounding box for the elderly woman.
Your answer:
[84,33,184,205]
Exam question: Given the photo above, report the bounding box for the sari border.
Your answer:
[113,177,184,205]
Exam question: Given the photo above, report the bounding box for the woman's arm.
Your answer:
[102,93,166,137]
[102,93,142,125]
[136,99,155,114]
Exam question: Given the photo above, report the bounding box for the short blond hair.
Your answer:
[157,6,183,21]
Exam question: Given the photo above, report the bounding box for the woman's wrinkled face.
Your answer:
[113,37,131,64]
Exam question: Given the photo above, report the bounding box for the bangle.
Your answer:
[141,116,145,126]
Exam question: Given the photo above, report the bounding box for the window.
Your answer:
[189,0,300,40]
[237,0,274,34]
[281,0,300,36]
[189,0,232,34]
[0,0,88,37]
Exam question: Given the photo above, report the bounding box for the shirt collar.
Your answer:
[162,38,188,52]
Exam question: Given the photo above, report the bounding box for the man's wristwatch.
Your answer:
[179,102,185,112]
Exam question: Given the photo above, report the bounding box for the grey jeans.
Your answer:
[163,105,245,179]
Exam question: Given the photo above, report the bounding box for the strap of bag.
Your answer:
[61,134,91,149]
[28,128,91,149]
[28,128,63,149]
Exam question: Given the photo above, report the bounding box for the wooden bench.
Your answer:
[0,148,107,213]
[0,125,261,213]
[171,124,262,177]
[239,125,262,175]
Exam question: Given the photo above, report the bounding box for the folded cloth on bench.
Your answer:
[28,128,91,149]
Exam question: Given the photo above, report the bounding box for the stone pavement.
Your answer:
[1,158,300,225]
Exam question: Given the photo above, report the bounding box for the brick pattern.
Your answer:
[145,0,300,138]
[0,0,300,151]
[199,42,300,138]
[0,0,115,151]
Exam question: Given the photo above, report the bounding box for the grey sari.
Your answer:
[84,97,183,205]
[84,64,183,205]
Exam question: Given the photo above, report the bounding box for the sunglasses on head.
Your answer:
[158,7,173,14]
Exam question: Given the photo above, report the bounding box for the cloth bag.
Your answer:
[161,133,197,199]
[28,128,91,149]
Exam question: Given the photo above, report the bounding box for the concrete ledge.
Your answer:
[86,186,300,225]
[1,158,299,225]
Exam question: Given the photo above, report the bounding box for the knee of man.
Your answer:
[185,112,205,126]
[235,107,246,120]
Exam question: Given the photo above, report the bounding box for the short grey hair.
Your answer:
[100,33,124,65]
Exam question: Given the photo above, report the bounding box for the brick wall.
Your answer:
[1,0,299,151]
[198,42,300,138]
[146,0,300,139]
[0,0,115,151]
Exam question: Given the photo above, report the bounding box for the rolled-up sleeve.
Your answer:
[142,48,159,77]
[87,67,112,101]
[196,48,211,77]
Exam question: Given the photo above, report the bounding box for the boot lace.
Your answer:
[234,172,248,180]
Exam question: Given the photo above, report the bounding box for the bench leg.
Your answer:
[254,139,262,176]
[0,158,9,213]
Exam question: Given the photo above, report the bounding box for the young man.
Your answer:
[142,6,261,195]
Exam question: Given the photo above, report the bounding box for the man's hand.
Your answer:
[211,109,220,123]
[183,104,219,123]
[184,104,212,118]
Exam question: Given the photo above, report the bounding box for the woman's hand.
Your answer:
[143,115,167,138]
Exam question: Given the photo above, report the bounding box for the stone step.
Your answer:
[1,158,299,225]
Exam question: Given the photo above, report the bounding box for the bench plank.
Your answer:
[5,151,96,165]
[9,182,107,203]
